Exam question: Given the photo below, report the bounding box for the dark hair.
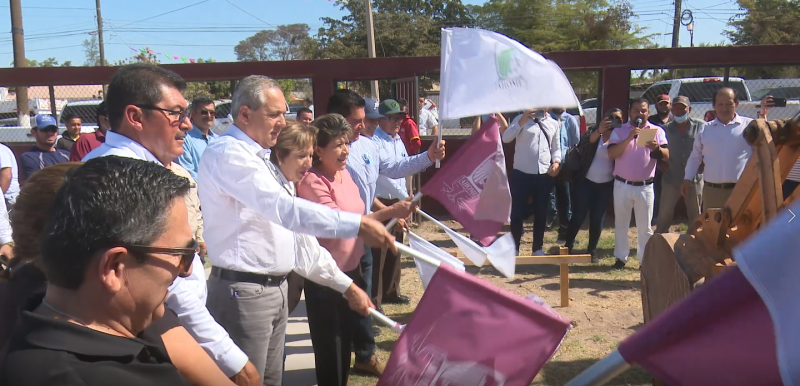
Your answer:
[106,64,187,131]
[398,98,408,108]
[310,114,352,167]
[712,87,738,106]
[95,101,107,123]
[61,113,80,123]
[326,89,365,118]
[629,98,649,111]
[40,156,191,290]
[191,96,214,109]
[297,107,313,116]
[605,107,623,118]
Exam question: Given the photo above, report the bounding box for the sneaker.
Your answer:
[590,251,599,264]
[611,259,626,270]
[532,249,546,256]
[353,355,385,377]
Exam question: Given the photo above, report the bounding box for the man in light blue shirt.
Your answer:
[176,96,218,180]
[550,108,580,243]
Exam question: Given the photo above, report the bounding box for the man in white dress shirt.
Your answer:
[504,109,561,256]
[682,87,753,211]
[198,76,390,385]
[82,64,260,386]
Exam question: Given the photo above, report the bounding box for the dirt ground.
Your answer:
[349,217,689,386]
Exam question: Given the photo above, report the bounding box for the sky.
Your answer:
[0,0,743,67]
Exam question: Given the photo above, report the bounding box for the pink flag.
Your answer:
[618,266,782,386]
[378,264,570,386]
[421,116,511,246]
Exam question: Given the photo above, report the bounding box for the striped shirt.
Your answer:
[788,160,800,182]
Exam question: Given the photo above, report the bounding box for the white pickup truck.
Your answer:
[641,77,800,122]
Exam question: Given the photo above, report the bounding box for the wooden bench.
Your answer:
[455,247,591,307]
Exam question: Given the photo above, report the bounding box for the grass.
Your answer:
[344,216,693,386]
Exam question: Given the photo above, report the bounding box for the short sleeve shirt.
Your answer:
[609,122,668,182]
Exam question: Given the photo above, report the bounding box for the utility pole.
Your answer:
[95,0,105,66]
[10,0,29,128]
[365,0,379,100]
[672,0,682,48]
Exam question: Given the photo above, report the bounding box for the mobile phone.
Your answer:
[611,118,622,128]
[773,97,787,107]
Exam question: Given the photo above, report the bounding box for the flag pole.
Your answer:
[385,192,423,230]
[562,350,631,386]
[395,240,441,268]
[368,308,405,333]
[435,129,443,169]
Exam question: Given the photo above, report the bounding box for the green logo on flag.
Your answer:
[496,47,515,79]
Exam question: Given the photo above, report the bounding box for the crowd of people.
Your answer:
[0,60,790,386]
[0,64,446,386]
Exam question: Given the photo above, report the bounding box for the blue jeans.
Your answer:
[510,169,554,252]
[564,179,614,256]
[554,179,572,237]
[351,248,375,363]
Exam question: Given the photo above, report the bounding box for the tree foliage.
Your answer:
[114,47,161,65]
[725,0,800,78]
[234,24,311,61]
[83,35,101,66]
[16,57,72,67]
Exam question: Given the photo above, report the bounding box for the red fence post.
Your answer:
[312,75,335,116]
[600,66,632,122]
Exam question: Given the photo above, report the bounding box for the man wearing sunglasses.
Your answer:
[83,64,260,386]
[0,156,194,385]
[177,96,218,181]
[20,114,71,181]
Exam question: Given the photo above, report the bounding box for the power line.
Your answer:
[117,0,211,28]
[0,5,93,10]
[223,0,278,28]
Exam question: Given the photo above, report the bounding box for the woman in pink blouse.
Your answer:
[296,114,410,386]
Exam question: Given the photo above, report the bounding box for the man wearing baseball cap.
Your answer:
[20,114,70,180]
[648,94,672,223]
[655,96,704,233]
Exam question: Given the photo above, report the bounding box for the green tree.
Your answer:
[726,0,800,78]
[234,24,311,61]
[114,47,160,65]
[83,35,101,66]
[16,57,72,67]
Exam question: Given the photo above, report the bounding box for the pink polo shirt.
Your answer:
[609,122,668,182]
[297,168,366,272]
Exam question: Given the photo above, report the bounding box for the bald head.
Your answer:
[713,87,738,124]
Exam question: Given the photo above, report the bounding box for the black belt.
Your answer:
[614,176,654,186]
[210,267,287,287]
[706,182,736,189]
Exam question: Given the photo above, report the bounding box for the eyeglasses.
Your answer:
[134,104,189,125]
[198,109,216,117]
[125,239,197,278]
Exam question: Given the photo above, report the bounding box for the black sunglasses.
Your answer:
[134,104,189,125]
[125,239,197,278]
[198,109,216,117]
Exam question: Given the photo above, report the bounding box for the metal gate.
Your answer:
[390,76,422,223]
[390,77,419,121]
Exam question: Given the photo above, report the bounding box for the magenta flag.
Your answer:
[421,116,511,246]
[378,264,571,386]
[618,266,782,386]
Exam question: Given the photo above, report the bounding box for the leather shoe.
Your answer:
[383,295,410,304]
[352,355,385,377]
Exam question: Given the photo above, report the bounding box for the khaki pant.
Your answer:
[655,181,703,233]
[703,184,735,212]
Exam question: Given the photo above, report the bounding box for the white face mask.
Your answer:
[673,114,688,123]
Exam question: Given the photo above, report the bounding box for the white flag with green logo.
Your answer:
[439,28,580,120]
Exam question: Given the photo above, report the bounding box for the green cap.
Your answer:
[378,99,403,116]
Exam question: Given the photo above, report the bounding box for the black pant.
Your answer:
[554,179,572,238]
[564,179,613,256]
[305,266,366,386]
[350,248,375,363]
[653,170,663,220]
[510,169,554,252]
